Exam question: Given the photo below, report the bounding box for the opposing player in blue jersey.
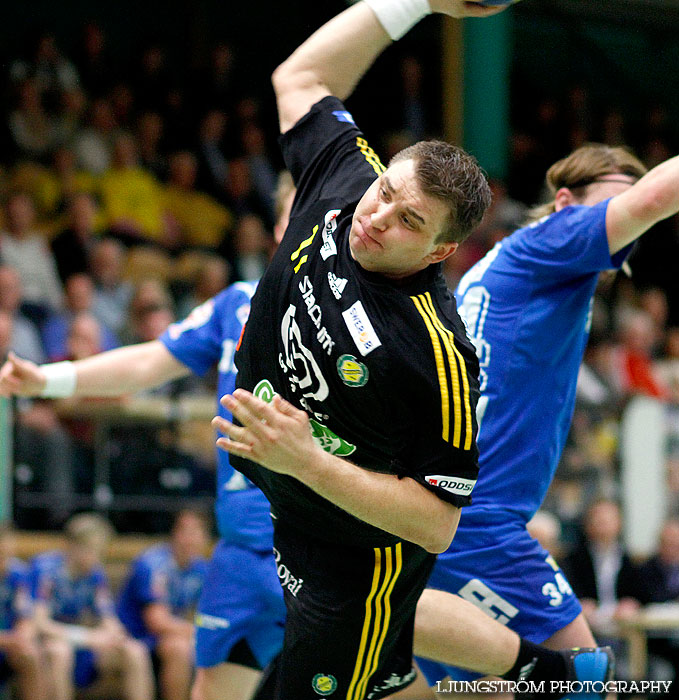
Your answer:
[117,509,209,700]
[408,143,679,693]
[31,513,153,700]
[0,522,44,700]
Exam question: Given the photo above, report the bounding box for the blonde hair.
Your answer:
[65,513,114,550]
[527,144,647,223]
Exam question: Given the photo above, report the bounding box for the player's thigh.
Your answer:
[192,663,261,700]
[540,613,596,649]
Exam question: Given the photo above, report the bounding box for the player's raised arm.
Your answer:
[606,154,679,254]
[272,0,503,134]
[0,342,189,399]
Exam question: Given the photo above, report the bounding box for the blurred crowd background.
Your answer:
[2,0,679,690]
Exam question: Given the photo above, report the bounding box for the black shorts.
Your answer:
[268,519,435,700]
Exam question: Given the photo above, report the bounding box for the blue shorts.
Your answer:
[74,648,98,688]
[417,511,581,685]
[194,539,285,670]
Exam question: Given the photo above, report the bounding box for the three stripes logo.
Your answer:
[346,543,403,700]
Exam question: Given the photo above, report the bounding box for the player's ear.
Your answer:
[554,187,576,212]
[427,241,458,265]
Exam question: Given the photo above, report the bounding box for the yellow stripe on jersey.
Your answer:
[420,292,473,451]
[411,295,450,442]
[346,546,401,700]
[356,137,386,176]
[290,224,318,272]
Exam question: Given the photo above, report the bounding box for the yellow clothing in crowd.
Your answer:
[162,186,232,248]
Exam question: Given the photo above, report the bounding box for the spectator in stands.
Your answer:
[99,134,165,245]
[74,98,118,175]
[65,314,105,361]
[196,110,229,198]
[75,22,113,98]
[89,238,133,335]
[42,273,118,361]
[0,266,45,364]
[117,509,209,700]
[613,309,669,399]
[31,513,154,700]
[0,522,44,700]
[561,499,643,632]
[163,151,233,251]
[0,192,63,319]
[240,123,277,224]
[176,254,230,319]
[230,213,271,281]
[134,44,171,114]
[8,79,61,162]
[136,112,167,180]
[51,192,101,283]
[527,510,564,559]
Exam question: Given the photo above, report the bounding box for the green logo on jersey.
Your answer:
[253,379,276,403]
[312,674,337,696]
[252,379,356,456]
[336,354,369,387]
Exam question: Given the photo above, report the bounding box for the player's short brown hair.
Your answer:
[390,141,491,244]
[527,144,648,223]
[65,512,114,550]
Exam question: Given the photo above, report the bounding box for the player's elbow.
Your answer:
[421,505,460,554]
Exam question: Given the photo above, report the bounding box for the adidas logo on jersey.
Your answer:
[327,272,348,300]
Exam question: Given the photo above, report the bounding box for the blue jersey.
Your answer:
[117,544,207,640]
[31,552,114,623]
[455,201,630,521]
[160,283,274,551]
[0,559,32,630]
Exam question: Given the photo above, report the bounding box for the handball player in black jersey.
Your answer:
[211,0,501,697]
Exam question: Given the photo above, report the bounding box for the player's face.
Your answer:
[350,159,457,279]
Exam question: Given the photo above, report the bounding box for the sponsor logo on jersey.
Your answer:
[320,209,341,260]
[194,613,231,630]
[342,301,382,356]
[167,299,215,339]
[273,547,304,597]
[281,305,329,402]
[309,418,356,456]
[424,475,476,495]
[312,674,338,696]
[332,109,355,124]
[299,276,335,355]
[367,669,416,698]
[336,354,368,387]
[327,272,347,300]
[253,379,276,403]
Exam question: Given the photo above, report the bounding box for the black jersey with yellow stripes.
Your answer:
[231,96,481,546]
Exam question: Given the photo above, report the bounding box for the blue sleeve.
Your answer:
[511,200,632,279]
[10,569,33,621]
[160,290,241,376]
[131,559,169,607]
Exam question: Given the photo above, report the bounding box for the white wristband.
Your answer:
[40,361,77,398]
[364,0,432,40]
[63,624,90,647]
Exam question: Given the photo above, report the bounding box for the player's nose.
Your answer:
[370,204,391,231]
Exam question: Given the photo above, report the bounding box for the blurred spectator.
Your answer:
[89,238,134,334]
[110,82,136,131]
[231,213,271,281]
[527,510,563,559]
[400,55,427,141]
[74,98,118,174]
[120,279,174,346]
[656,328,679,402]
[134,44,171,113]
[31,514,154,700]
[175,254,230,319]
[9,32,79,107]
[639,287,669,355]
[117,509,209,700]
[163,151,232,250]
[8,79,61,162]
[193,42,236,111]
[51,192,101,283]
[0,192,63,317]
[0,267,45,364]
[195,110,229,197]
[99,134,165,245]
[0,522,44,700]
[75,22,113,97]
[561,499,644,632]
[65,313,105,361]
[612,309,669,399]
[136,111,167,180]
[42,273,119,360]
[56,88,87,147]
[241,123,277,224]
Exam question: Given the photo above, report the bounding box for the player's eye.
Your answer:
[380,186,391,202]
[400,213,414,229]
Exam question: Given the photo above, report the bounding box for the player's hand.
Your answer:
[0,352,46,397]
[428,0,506,18]
[213,389,321,477]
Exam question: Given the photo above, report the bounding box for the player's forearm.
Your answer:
[273,2,391,133]
[69,341,190,397]
[300,450,460,553]
[607,154,679,253]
